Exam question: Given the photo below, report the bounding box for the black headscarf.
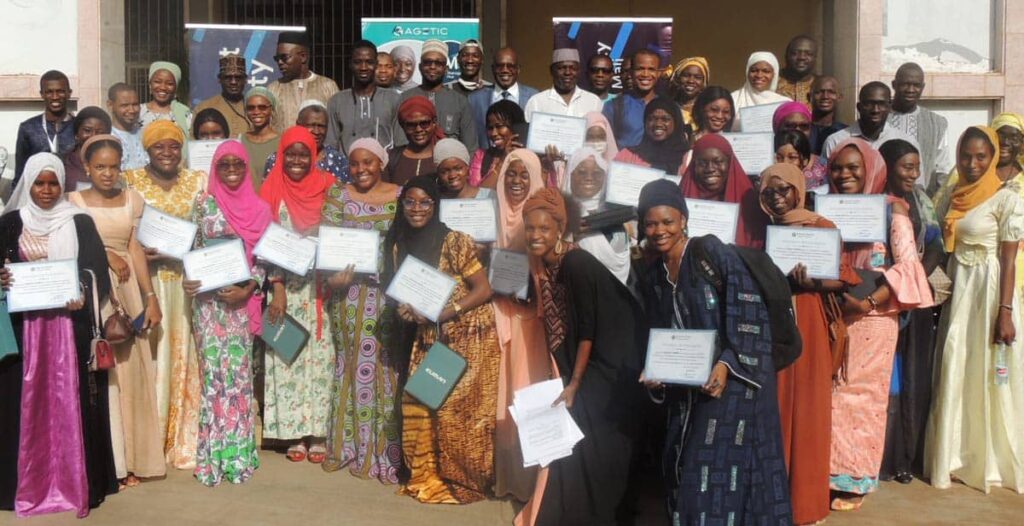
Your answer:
[637,178,688,242]
[192,108,230,140]
[384,175,452,276]
[630,96,690,175]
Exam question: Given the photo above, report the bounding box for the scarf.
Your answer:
[731,52,790,108]
[772,101,812,133]
[758,162,821,225]
[992,112,1024,165]
[827,137,888,194]
[535,243,576,354]
[259,126,335,233]
[385,175,451,276]
[561,148,631,284]
[4,153,83,260]
[942,126,1002,252]
[630,97,689,175]
[495,149,546,250]
[397,95,446,143]
[584,111,619,162]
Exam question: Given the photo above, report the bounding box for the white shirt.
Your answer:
[491,83,521,105]
[821,121,918,160]
[523,87,603,122]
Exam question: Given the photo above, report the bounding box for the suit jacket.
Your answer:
[468,83,538,150]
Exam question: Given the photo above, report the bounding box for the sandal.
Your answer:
[307,443,327,464]
[830,495,863,512]
[286,443,307,462]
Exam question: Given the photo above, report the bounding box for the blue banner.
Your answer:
[186,24,298,107]
[553,17,673,94]
[361,18,480,85]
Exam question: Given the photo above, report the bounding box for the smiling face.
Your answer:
[147,138,183,176]
[503,159,532,206]
[401,110,436,147]
[486,113,514,149]
[351,47,377,86]
[458,45,483,79]
[694,147,730,195]
[215,154,247,190]
[759,176,798,217]
[643,205,687,255]
[830,145,867,194]
[645,109,675,142]
[348,148,383,191]
[551,61,580,93]
[41,79,71,116]
[283,142,312,182]
[109,89,141,130]
[85,146,122,192]
[492,49,520,90]
[748,61,775,91]
[887,152,921,195]
[632,53,659,95]
[246,95,273,130]
[419,51,448,86]
[702,98,732,133]
[375,53,396,87]
[196,120,227,140]
[437,158,469,193]
[298,109,328,150]
[402,187,436,229]
[149,69,177,104]
[678,65,706,99]
[30,171,62,209]
[857,86,891,128]
[75,117,110,148]
[957,135,995,184]
[570,157,606,200]
[524,209,563,259]
[395,56,415,84]
[775,144,806,169]
[811,77,841,114]
[997,125,1023,167]
[786,38,817,76]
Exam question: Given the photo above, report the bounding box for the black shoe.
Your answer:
[895,471,913,484]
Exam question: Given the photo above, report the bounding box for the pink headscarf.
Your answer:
[772,101,812,133]
[826,137,887,196]
[495,149,546,251]
[584,111,619,162]
[208,139,273,334]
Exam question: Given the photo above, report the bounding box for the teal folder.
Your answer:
[404,342,467,411]
[0,290,17,361]
[260,311,310,366]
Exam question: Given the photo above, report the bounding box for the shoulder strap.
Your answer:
[687,237,723,292]
[613,96,626,137]
[84,268,102,336]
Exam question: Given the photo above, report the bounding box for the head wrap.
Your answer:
[631,97,689,175]
[149,61,181,83]
[385,175,451,275]
[391,45,415,62]
[73,106,112,137]
[421,39,448,58]
[277,31,310,48]
[584,112,619,162]
[142,119,185,149]
[671,57,710,84]
[245,86,278,110]
[259,126,335,232]
[495,149,546,250]
[462,39,482,51]
[398,96,445,142]
[772,101,812,133]
[992,112,1024,165]
[552,48,581,64]
[297,99,327,115]
[562,147,608,214]
[758,162,820,226]
[681,133,765,247]
[826,137,888,195]
[348,137,389,166]
[219,54,246,75]
[638,178,688,230]
[3,152,83,260]
[433,138,470,166]
[523,187,568,228]
[192,108,230,140]
[732,52,788,109]
[207,140,272,334]
[80,134,121,164]
[941,126,1002,252]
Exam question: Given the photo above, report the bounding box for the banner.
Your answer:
[552,17,673,94]
[361,18,480,86]
[186,24,301,107]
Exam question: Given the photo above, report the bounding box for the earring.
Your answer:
[555,239,565,254]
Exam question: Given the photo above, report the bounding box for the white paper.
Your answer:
[765,226,842,280]
[643,329,717,386]
[815,194,888,243]
[721,132,776,176]
[488,248,529,300]
[316,226,381,274]
[662,174,682,186]
[385,255,457,322]
[439,198,498,243]
[512,379,585,468]
[526,112,587,157]
[6,259,80,313]
[604,162,666,207]
[738,101,786,133]
[182,239,252,293]
[187,139,227,175]
[685,199,739,244]
[136,205,199,259]
[253,222,317,277]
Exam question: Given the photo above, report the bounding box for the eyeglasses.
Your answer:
[216,159,246,172]
[246,104,271,111]
[402,198,435,210]
[420,59,446,68]
[273,53,293,63]
[761,185,795,199]
[402,119,434,130]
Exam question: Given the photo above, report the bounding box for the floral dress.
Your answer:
[190,193,263,486]
[321,184,402,483]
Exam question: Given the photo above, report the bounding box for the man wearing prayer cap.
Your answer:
[398,39,479,151]
[445,39,493,95]
[268,30,339,133]
[194,53,251,136]
[523,47,603,122]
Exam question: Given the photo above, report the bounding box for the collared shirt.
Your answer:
[268,71,341,132]
[821,121,917,160]
[491,83,521,105]
[111,126,150,171]
[326,87,403,152]
[399,86,479,151]
[14,113,75,183]
[523,87,603,122]
[602,93,648,148]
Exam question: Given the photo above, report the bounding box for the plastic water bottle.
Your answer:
[994,344,1009,386]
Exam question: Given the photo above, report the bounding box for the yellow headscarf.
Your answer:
[991,112,1024,165]
[671,57,709,84]
[141,119,185,150]
[943,125,1002,251]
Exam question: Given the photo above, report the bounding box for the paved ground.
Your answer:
[3,452,1023,525]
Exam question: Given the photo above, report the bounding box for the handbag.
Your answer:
[927,266,952,306]
[823,291,850,384]
[103,295,133,345]
[85,269,116,371]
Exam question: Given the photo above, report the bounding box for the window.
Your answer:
[883,0,997,73]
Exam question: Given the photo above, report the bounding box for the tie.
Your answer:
[501,91,510,100]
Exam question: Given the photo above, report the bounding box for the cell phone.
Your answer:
[132,312,146,334]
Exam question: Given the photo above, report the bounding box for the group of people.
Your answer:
[1,28,1022,526]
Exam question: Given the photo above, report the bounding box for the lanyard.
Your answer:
[41,114,59,153]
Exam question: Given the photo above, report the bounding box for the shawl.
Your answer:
[628,97,689,175]
[731,52,790,109]
[681,133,765,247]
[259,126,334,232]
[385,175,451,275]
[942,126,1002,252]
[495,148,545,250]
[758,162,820,225]
[4,152,84,260]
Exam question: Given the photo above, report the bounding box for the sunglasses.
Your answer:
[402,119,434,130]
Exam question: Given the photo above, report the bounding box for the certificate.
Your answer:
[815,194,888,243]
[685,199,739,244]
[6,259,80,313]
[136,205,198,259]
[738,101,785,133]
[526,112,587,157]
[721,132,775,176]
[182,239,252,293]
[489,248,529,300]
[643,329,717,386]
[439,198,497,243]
[253,222,317,276]
[316,226,380,274]
[187,139,226,175]
[604,162,666,207]
[385,255,457,322]
[765,226,842,279]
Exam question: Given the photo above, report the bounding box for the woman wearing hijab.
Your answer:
[636,178,792,525]
[192,108,230,141]
[258,126,336,464]
[614,97,690,175]
[64,107,112,191]
[69,135,165,488]
[384,175,499,504]
[123,119,206,470]
[0,153,117,517]
[140,61,193,138]
[669,57,709,126]
[521,188,644,525]
[561,147,631,285]
[184,140,272,486]
[240,87,280,191]
[731,52,791,128]
[583,111,619,162]
[391,45,418,92]
[435,138,491,199]
[388,96,445,186]
[470,100,527,188]
[264,101,350,183]
[758,163,860,525]
[773,101,828,190]
[680,133,767,248]
[320,138,402,482]
[925,126,1024,494]
[826,138,932,511]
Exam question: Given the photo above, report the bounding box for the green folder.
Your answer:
[260,311,310,366]
[404,342,467,411]
[0,290,17,361]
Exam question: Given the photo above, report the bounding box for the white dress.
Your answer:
[925,188,1024,493]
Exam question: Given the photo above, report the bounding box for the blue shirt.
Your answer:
[15,113,75,184]
[602,94,647,149]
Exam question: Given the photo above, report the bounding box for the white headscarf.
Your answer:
[730,51,791,109]
[3,152,84,260]
[562,147,631,285]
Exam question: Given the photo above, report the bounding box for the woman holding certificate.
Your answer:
[636,178,792,525]
[436,138,491,200]
[258,126,336,465]
[185,140,273,485]
[320,137,402,482]
[263,101,350,183]
[469,100,526,188]
[926,126,1024,493]
[561,147,631,285]
[825,138,932,511]
[385,175,499,503]
[69,135,166,486]
[0,153,118,517]
[123,119,206,470]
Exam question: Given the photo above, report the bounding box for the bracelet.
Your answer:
[866,295,879,310]
[145,292,156,298]
[452,302,463,317]
[1000,304,1013,311]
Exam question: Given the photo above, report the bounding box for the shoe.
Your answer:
[286,443,307,462]
[307,443,327,464]
[895,471,913,484]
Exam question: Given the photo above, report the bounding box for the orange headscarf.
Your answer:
[259,126,335,233]
[495,148,545,251]
[942,126,1002,252]
[758,162,820,226]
